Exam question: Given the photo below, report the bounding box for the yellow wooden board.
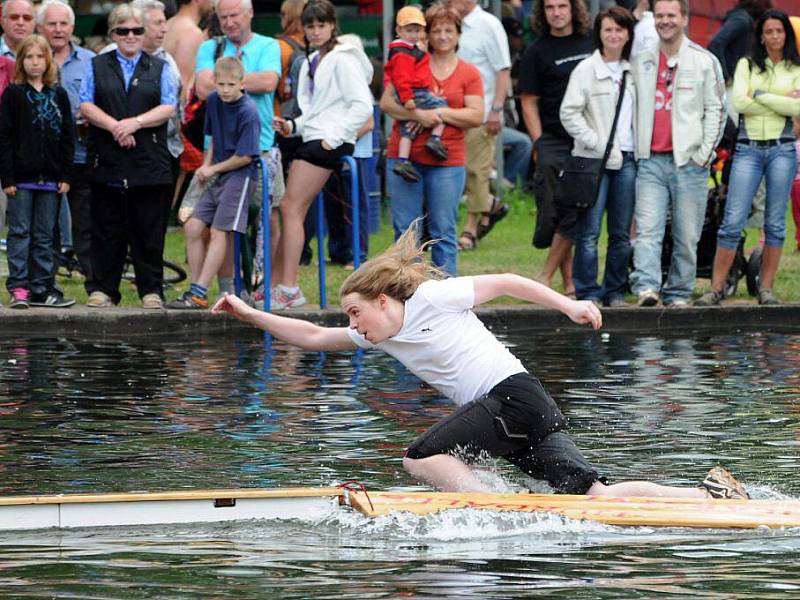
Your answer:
[344,491,800,529]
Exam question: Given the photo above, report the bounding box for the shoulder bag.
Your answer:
[555,70,628,211]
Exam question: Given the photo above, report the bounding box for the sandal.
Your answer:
[458,231,477,251]
[476,197,510,240]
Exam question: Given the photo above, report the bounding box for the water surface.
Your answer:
[1,327,800,597]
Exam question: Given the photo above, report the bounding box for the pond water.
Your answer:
[1,327,800,598]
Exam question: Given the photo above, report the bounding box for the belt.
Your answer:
[740,138,794,147]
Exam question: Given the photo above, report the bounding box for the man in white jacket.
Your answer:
[629,0,725,307]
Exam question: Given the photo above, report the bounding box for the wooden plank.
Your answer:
[344,491,800,529]
[0,487,343,506]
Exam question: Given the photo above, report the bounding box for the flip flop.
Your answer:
[476,197,510,240]
[458,231,477,251]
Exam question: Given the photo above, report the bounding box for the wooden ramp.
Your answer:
[2,487,800,531]
[343,490,800,529]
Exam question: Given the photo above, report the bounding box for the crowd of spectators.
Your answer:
[0,0,799,311]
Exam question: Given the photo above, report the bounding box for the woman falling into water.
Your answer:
[213,224,749,501]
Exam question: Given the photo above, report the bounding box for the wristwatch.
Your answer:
[135,116,144,127]
[490,104,503,113]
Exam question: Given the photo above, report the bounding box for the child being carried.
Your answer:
[385,5,448,183]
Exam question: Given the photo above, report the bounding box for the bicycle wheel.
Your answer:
[121,258,187,286]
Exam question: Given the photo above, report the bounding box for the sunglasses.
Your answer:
[113,26,145,36]
[7,14,34,22]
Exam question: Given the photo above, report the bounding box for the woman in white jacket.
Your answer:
[560,6,637,307]
[272,0,373,309]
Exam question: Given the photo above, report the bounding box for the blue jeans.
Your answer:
[502,126,532,185]
[631,154,708,302]
[5,188,59,294]
[388,159,465,275]
[717,141,796,250]
[573,152,636,302]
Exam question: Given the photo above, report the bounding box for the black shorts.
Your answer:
[293,140,355,170]
[531,134,578,247]
[405,372,600,494]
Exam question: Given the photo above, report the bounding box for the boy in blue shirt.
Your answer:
[168,57,261,309]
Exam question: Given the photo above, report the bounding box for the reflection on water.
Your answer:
[1,328,800,597]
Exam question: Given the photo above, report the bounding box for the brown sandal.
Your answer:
[476,197,510,240]
[458,231,477,250]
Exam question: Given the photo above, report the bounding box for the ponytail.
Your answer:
[339,221,445,302]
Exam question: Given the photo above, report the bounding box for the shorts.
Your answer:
[405,372,601,494]
[532,134,578,247]
[294,140,355,170]
[398,88,448,139]
[178,149,284,223]
[193,169,256,234]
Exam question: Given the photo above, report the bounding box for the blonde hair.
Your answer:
[14,34,58,86]
[108,2,143,30]
[214,55,244,80]
[339,222,446,302]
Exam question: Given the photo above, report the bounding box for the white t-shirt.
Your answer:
[605,60,635,153]
[347,277,526,405]
[457,5,511,122]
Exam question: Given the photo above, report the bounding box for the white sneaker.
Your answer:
[271,285,306,310]
[636,289,659,307]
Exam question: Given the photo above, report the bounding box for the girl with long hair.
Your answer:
[213,224,750,501]
[696,10,800,306]
[0,34,74,308]
[270,0,373,309]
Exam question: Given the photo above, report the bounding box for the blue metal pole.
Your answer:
[341,155,360,270]
[315,191,327,308]
[260,156,272,346]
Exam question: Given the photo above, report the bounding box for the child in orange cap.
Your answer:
[385,5,449,182]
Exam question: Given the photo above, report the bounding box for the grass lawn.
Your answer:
[18,186,800,307]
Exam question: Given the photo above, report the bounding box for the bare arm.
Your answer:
[472,273,602,330]
[212,293,359,351]
[195,68,214,100]
[520,92,542,141]
[439,94,483,129]
[171,30,205,99]
[243,71,279,95]
[356,114,374,139]
[80,101,118,131]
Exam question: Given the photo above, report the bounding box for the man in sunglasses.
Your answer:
[0,0,35,59]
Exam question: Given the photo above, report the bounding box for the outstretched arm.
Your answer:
[211,293,359,351]
[472,273,602,330]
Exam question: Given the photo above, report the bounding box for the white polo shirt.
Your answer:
[347,277,526,406]
[457,5,511,122]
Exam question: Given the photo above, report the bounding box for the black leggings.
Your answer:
[405,373,601,494]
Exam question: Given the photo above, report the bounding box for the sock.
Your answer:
[190,283,208,299]
[399,157,410,163]
[431,134,441,140]
[279,285,299,294]
[217,276,235,294]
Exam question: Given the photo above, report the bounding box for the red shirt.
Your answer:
[651,52,675,153]
[386,59,483,167]
[0,55,14,99]
[385,40,431,104]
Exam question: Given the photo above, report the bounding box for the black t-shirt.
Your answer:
[517,32,593,140]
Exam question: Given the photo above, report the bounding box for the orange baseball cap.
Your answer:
[396,6,426,28]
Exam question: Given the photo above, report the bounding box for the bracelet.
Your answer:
[490,104,503,113]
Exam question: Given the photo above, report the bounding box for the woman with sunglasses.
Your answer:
[79,2,177,309]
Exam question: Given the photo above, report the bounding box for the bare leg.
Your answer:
[559,243,574,294]
[537,233,573,292]
[708,246,737,292]
[587,479,707,499]
[759,245,782,290]
[183,217,208,283]
[277,159,333,288]
[398,136,412,160]
[197,228,230,289]
[403,455,492,492]
[431,123,445,137]
[218,234,233,278]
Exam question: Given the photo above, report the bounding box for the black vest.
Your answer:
[87,51,172,186]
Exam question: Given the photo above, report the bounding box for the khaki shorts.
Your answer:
[178,148,285,223]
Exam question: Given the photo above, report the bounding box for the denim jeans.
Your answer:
[502,126,532,185]
[631,154,708,302]
[573,152,636,302]
[388,159,465,275]
[5,188,59,295]
[717,141,796,250]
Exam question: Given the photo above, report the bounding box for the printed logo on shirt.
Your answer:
[421,325,432,333]
[654,65,675,112]
[554,53,591,67]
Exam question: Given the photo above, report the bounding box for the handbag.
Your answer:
[556,71,628,210]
